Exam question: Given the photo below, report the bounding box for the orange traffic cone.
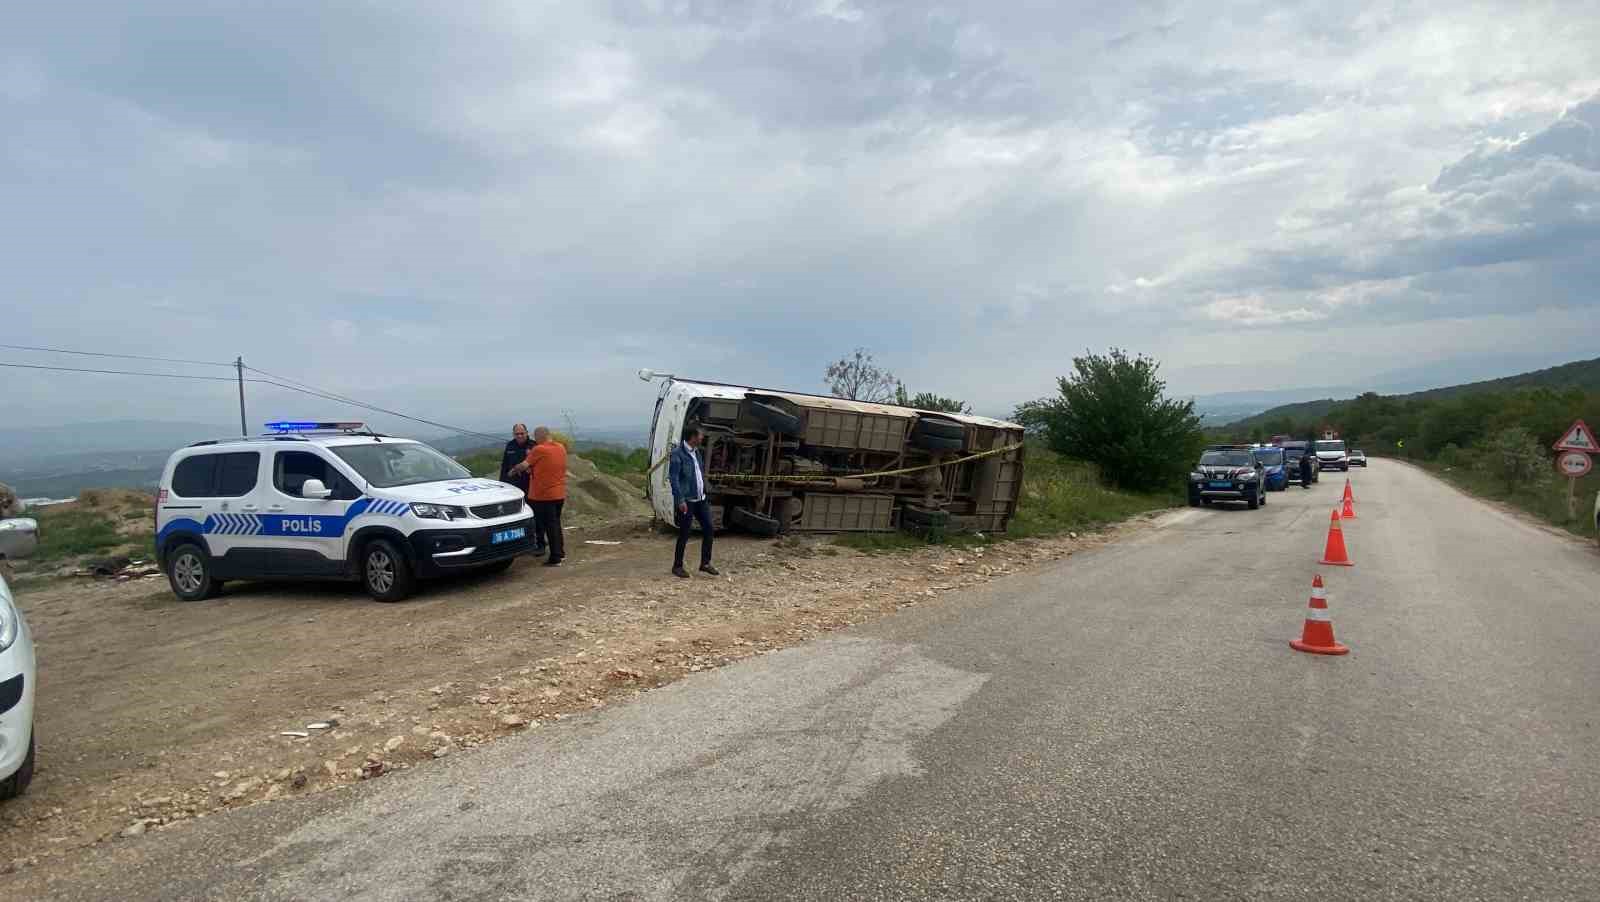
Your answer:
[1341,479,1356,519]
[1319,508,1353,566]
[1290,575,1349,655]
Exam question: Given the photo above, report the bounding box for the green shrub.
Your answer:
[1436,443,1467,469]
[1015,349,1205,492]
[1478,427,1548,492]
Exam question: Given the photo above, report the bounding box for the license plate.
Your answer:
[1209,481,1231,489]
[491,527,526,545]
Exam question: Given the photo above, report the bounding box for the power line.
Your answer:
[245,366,503,442]
[1,344,507,445]
[0,360,263,382]
[0,343,234,368]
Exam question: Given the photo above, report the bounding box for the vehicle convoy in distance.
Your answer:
[642,374,1025,535]
[1189,446,1268,509]
[154,423,537,603]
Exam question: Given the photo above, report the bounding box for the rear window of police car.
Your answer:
[172,452,259,498]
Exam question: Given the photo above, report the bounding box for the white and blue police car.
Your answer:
[155,422,535,603]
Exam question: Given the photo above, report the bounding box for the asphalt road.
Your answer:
[12,460,1600,900]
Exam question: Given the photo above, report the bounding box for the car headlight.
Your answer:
[1190,472,1205,481]
[0,595,18,652]
[410,503,467,521]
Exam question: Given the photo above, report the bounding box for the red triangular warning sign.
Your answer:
[1554,419,1596,452]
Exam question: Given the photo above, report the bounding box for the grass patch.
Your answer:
[454,445,652,484]
[28,507,126,563]
[455,449,500,478]
[584,447,652,480]
[1420,460,1598,540]
[1006,450,1179,539]
[835,448,1177,553]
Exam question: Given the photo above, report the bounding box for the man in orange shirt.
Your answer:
[509,426,567,567]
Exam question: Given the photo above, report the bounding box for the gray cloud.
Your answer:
[3,1,1599,433]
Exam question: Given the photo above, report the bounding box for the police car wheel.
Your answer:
[1246,487,1260,510]
[361,539,415,603]
[167,543,220,602]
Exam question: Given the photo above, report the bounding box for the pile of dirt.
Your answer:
[73,488,157,538]
[562,454,650,525]
[461,451,650,527]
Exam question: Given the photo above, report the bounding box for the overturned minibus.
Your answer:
[642,373,1026,535]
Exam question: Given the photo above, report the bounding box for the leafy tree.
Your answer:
[894,383,971,414]
[1016,349,1204,492]
[1479,427,1548,491]
[825,348,898,403]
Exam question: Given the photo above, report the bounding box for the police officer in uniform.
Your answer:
[499,423,546,552]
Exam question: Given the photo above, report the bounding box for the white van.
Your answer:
[154,422,535,602]
[1315,439,1350,472]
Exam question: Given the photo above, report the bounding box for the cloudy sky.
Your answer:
[4,0,1598,436]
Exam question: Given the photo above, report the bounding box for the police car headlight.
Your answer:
[410,503,467,521]
[0,595,18,652]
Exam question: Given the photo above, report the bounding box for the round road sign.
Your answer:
[1556,450,1592,478]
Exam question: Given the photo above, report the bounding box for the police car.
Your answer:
[154,422,536,602]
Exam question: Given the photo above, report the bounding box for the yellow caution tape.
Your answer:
[644,442,1024,484]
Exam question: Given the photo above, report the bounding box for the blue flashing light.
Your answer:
[265,420,367,433]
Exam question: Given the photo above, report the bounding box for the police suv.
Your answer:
[154,422,535,602]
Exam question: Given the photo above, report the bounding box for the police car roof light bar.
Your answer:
[264,420,369,434]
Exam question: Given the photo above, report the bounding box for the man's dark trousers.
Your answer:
[675,500,714,569]
[532,500,565,563]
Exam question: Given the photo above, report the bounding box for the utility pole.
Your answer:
[235,356,248,436]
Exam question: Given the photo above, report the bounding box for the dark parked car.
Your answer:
[1189,447,1267,510]
[1281,442,1319,485]
[1350,450,1367,467]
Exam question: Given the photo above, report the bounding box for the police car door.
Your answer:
[262,449,361,576]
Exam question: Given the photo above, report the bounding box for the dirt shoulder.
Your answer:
[0,512,1167,878]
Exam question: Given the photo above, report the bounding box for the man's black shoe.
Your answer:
[699,564,720,576]
[543,558,563,567]
[672,567,691,579]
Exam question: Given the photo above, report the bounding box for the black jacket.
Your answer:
[500,439,534,494]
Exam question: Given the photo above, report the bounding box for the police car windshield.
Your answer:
[331,443,470,488]
[1200,450,1254,467]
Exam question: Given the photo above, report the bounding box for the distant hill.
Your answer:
[1223,356,1600,431]
[1398,357,1600,402]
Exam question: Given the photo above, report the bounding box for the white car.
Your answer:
[155,422,537,603]
[1315,439,1350,472]
[1,517,38,801]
